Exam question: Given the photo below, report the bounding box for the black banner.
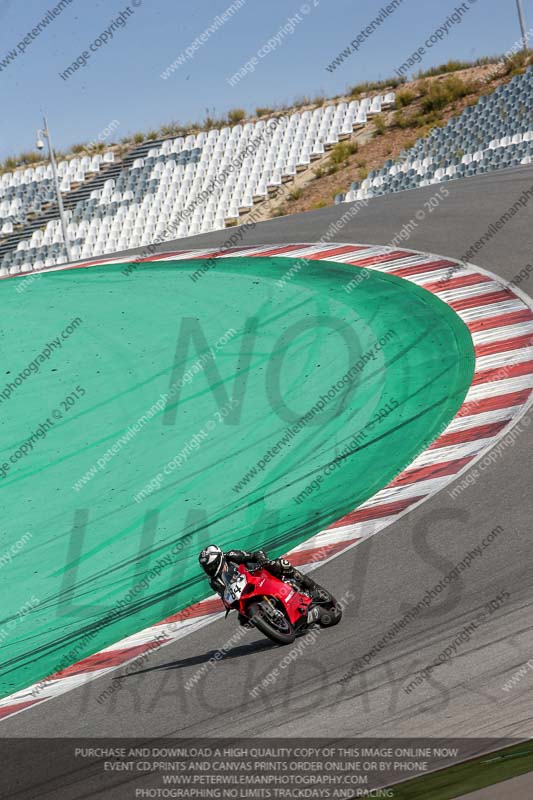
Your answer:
[0,737,521,799]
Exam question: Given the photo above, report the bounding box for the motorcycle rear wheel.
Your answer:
[319,601,342,627]
[248,600,296,645]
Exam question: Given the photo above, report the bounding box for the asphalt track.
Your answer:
[2,169,533,780]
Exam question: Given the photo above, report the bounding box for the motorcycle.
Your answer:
[219,560,342,645]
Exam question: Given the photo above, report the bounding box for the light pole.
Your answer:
[36,116,71,262]
[516,0,529,51]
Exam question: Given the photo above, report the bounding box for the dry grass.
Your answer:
[278,59,532,216]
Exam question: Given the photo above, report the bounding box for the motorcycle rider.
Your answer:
[198,545,329,604]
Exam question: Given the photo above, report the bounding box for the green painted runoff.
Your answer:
[0,256,475,698]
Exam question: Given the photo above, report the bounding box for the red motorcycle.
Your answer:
[219,560,342,645]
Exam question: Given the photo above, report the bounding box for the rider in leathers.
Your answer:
[199,545,328,604]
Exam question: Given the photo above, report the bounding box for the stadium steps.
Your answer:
[0,144,151,265]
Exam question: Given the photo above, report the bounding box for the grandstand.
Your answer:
[0,92,394,276]
[2,63,532,278]
[336,66,533,205]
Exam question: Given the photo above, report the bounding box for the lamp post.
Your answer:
[36,116,71,263]
[516,0,529,51]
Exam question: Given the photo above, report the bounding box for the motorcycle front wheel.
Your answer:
[248,600,296,645]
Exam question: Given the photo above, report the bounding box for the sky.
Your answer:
[0,0,532,159]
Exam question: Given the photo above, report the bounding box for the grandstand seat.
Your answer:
[336,66,533,205]
[1,88,396,268]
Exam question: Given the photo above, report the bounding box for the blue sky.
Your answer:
[1,0,532,159]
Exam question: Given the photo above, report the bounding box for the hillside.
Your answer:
[244,55,533,221]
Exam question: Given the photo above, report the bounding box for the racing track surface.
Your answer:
[2,168,533,758]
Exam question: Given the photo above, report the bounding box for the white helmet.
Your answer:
[199,544,223,577]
